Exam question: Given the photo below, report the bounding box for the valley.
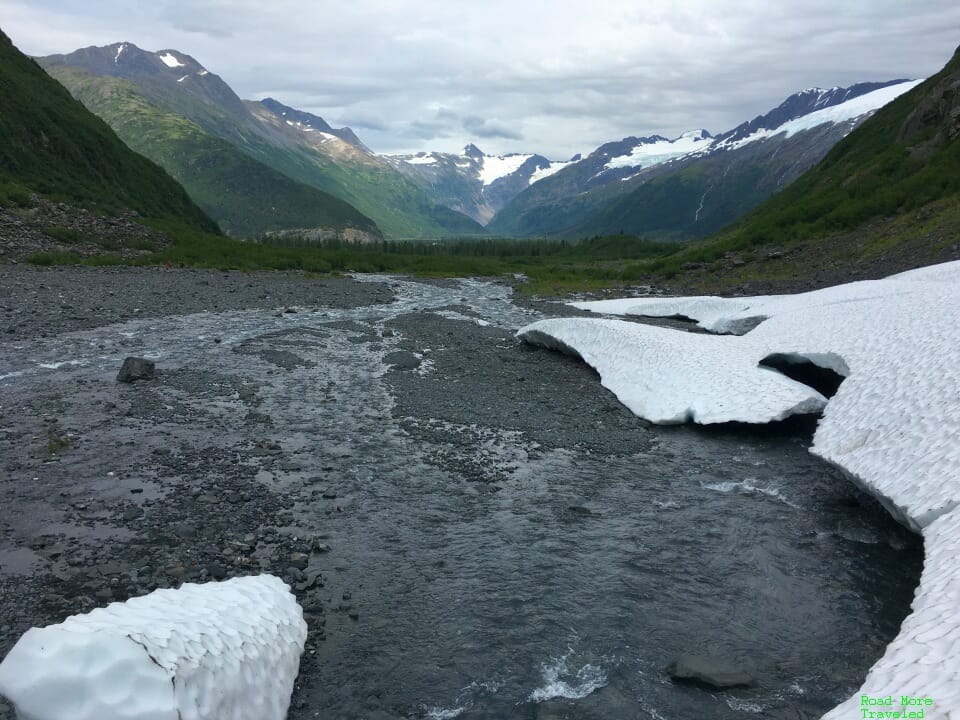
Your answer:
[0,12,959,720]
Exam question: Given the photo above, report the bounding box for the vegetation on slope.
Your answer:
[0,30,217,232]
[43,66,380,238]
[40,44,483,240]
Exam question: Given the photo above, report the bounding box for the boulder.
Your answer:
[116,356,155,383]
[667,654,754,689]
[384,351,420,370]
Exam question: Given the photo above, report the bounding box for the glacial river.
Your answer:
[0,276,921,720]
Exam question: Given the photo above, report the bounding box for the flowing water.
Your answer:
[0,276,922,720]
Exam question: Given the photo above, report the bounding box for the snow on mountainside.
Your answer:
[477,153,535,186]
[604,130,712,171]
[487,77,923,238]
[385,144,581,224]
[256,98,369,151]
[711,80,912,148]
[705,79,923,154]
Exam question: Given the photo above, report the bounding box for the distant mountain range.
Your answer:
[664,44,960,289]
[386,80,917,239]
[486,80,917,238]
[385,144,580,224]
[36,39,919,243]
[40,43,483,239]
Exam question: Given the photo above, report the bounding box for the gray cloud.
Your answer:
[2,0,958,158]
[462,116,522,140]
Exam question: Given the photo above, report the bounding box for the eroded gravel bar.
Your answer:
[0,265,395,340]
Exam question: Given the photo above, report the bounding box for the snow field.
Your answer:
[0,575,307,720]
[520,260,960,719]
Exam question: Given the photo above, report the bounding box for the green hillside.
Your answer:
[266,149,484,239]
[655,46,960,286]
[42,66,380,238]
[0,30,217,232]
[40,43,483,239]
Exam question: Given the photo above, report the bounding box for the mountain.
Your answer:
[488,80,915,239]
[385,144,579,224]
[0,30,216,234]
[40,43,483,239]
[41,64,380,239]
[661,45,960,288]
[258,97,370,151]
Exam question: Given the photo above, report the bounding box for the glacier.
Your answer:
[519,260,960,719]
[706,79,924,153]
[0,575,307,720]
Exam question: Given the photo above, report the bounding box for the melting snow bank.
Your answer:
[518,261,960,719]
[0,575,307,720]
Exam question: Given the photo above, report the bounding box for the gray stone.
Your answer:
[117,356,155,383]
[384,350,421,371]
[289,552,309,570]
[667,654,754,689]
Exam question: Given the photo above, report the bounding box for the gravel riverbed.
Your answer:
[0,266,921,720]
[0,266,650,717]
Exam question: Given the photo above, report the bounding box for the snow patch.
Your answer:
[177,75,189,83]
[158,52,185,68]
[520,260,960,719]
[604,131,711,171]
[405,153,438,165]
[0,575,307,720]
[530,159,577,185]
[478,153,533,186]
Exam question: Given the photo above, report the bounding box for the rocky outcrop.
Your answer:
[0,196,171,262]
[900,48,960,157]
[260,226,382,245]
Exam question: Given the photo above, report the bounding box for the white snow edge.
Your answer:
[0,574,308,720]
[519,260,960,719]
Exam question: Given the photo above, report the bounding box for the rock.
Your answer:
[121,507,143,521]
[384,350,420,371]
[295,571,322,592]
[667,654,754,689]
[116,356,155,383]
[288,552,309,570]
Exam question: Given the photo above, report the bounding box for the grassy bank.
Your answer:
[23,228,682,295]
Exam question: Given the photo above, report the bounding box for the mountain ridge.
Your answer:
[487,79,919,238]
[40,42,484,239]
[0,30,218,236]
[651,45,960,292]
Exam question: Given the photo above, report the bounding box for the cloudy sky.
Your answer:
[3,1,959,158]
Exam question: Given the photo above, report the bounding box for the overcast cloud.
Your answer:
[2,0,958,158]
